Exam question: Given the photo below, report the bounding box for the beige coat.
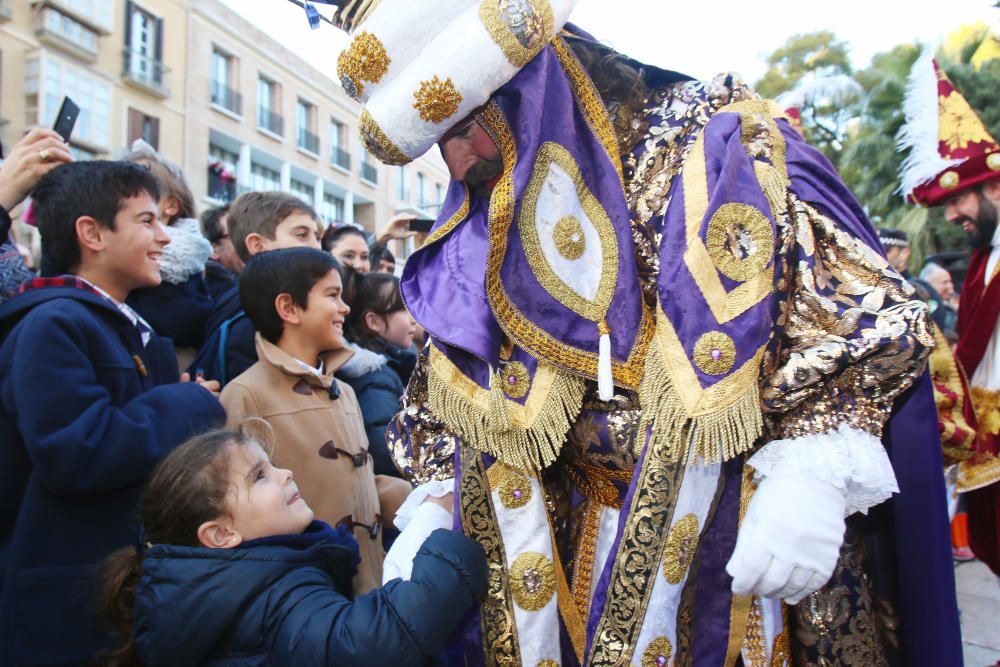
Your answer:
[221,334,411,594]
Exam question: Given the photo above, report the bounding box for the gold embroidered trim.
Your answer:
[479,0,553,67]
[481,101,654,389]
[742,597,768,666]
[662,513,699,585]
[519,141,619,322]
[413,75,463,124]
[706,203,775,282]
[546,507,588,663]
[588,434,686,665]
[537,661,560,667]
[510,551,556,611]
[337,30,390,100]
[693,331,736,376]
[640,637,673,667]
[498,470,532,509]
[359,109,411,165]
[640,307,765,463]
[930,327,976,462]
[554,215,586,260]
[958,449,1000,493]
[551,37,624,187]
[459,447,522,665]
[427,344,586,471]
[502,361,532,399]
[571,500,602,620]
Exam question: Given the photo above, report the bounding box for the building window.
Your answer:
[127,107,159,149]
[250,163,280,192]
[210,48,240,115]
[257,76,282,135]
[359,145,377,184]
[330,119,349,169]
[417,172,427,207]
[208,144,238,202]
[39,7,99,56]
[435,183,444,212]
[320,192,345,227]
[63,0,113,29]
[296,99,318,154]
[397,165,408,201]
[123,2,166,91]
[290,178,314,204]
[29,56,111,149]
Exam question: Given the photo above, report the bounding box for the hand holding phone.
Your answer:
[408,217,435,233]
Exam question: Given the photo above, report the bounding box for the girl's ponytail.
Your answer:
[97,546,144,666]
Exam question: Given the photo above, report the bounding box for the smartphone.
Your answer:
[408,217,435,233]
[52,97,80,144]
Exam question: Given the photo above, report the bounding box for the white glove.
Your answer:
[726,475,846,604]
[382,480,454,584]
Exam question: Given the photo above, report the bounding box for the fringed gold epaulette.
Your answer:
[426,346,586,472]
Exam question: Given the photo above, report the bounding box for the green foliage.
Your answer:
[756,31,852,98]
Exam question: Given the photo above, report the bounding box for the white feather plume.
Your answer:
[774,73,863,110]
[896,46,962,200]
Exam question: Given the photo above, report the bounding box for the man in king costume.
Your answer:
[325,1,962,664]
[899,47,1000,577]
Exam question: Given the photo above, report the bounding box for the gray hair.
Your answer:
[919,262,946,282]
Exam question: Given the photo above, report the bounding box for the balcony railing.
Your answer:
[297,128,319,154]
[257,108,284,136]
[361,161,378,184]
[211,81,242,115]
[331,147,350,170]
[121,48,170,97]
[208,169,237,203]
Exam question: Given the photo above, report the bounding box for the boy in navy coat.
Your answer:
[0,161,225,666]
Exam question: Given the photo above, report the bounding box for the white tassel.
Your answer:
[598,320,613,401]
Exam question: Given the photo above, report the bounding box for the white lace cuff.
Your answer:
[747,424,898,516]
[393,477,454,531]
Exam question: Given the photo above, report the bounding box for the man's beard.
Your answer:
[465,154,504,197]
[960,194,998,250]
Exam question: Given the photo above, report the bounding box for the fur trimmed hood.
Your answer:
[160,218,212,285]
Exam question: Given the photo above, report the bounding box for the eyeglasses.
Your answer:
[337,514,381,540]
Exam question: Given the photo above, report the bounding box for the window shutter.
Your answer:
[124,1,134,49]
[127,107,142,145]
[149,116,160,150]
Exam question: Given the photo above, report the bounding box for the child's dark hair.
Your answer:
[229,191,319,263]
[321,224,368,253]
[98,427,264,666]
[343,269,406,349]
[200,204,231,244]
[239,247,341,343]
[33,161,161,276]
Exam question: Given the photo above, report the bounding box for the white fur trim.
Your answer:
[338,341,388,378]
[159,218,212,285]
[897,46,963,200]
[747,424,899,516]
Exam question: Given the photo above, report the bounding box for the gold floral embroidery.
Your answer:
[537,661,560,667]
[662,513,699,585]
[510,551,557,611]
[938,90,994,151]
[706,203,775,282]
[337,31,390,100]
[479,0,553,67]
[693,331,736,376]
[498,470,532,509]
[570,501,602,619]
[500,361,532,399]
[359,109,411,166]
[640,637,673,667]
[554,215,586,260]
[459,447,522,665]
[413,75,463,124]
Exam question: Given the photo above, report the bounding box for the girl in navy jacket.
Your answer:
[99,427,486,667]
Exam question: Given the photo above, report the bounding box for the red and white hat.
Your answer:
[898,47,1000,207]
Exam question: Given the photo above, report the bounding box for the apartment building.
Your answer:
[185,0,449,246]
[0,0,450,260]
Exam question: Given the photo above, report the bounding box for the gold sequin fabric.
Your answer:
[554,215,587,260]
[693,331,736,376]
[480,0,553,67]
[760,195,933,440]
[359,109,411,166]
[412,75,463,124]
[509,551,557,611]
[706,202,775,282]
[337,31,390,100]
[498,470,532,509]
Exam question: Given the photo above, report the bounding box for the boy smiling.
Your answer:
[0,161,224,665]
[220,247,411,594]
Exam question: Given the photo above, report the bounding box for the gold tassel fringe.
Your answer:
[640,341,763,463]
[428,364,586,472]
